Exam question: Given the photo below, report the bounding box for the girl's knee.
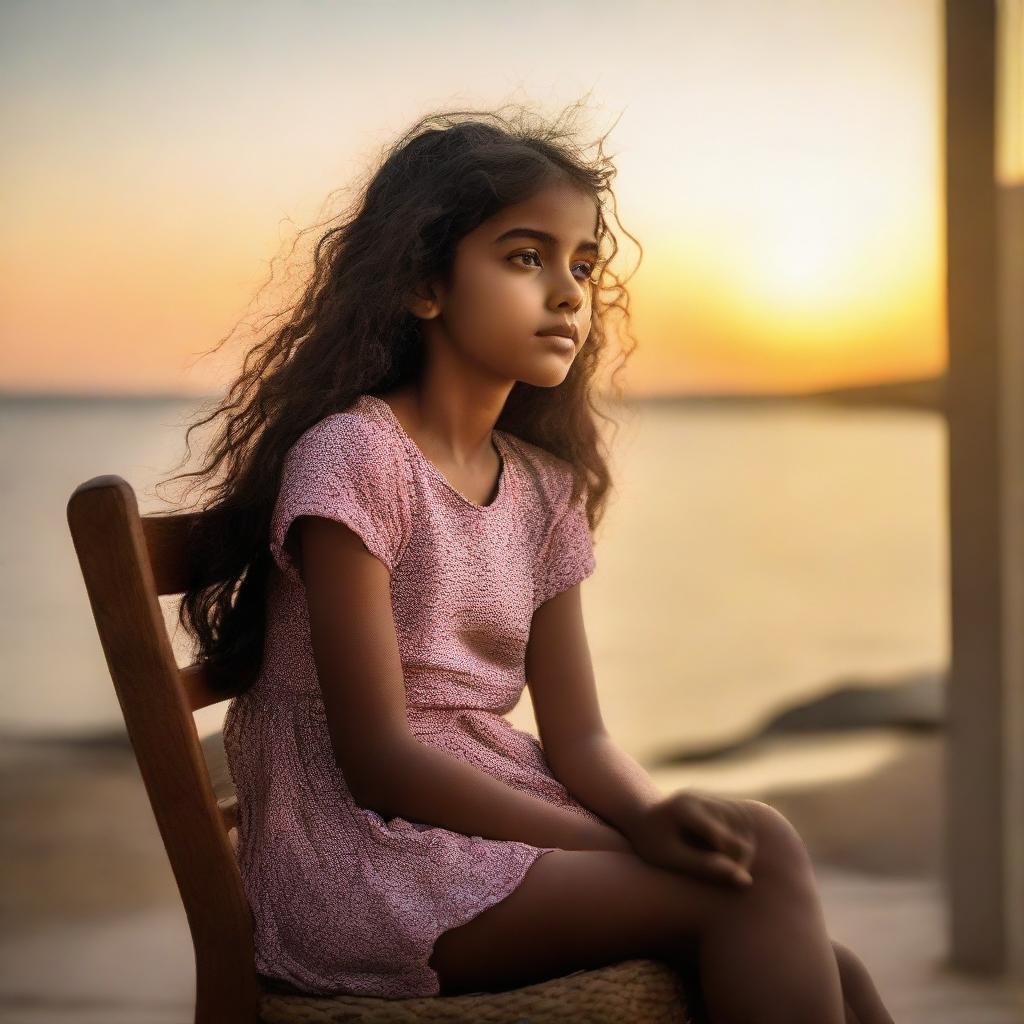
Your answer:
[738,799,816,889]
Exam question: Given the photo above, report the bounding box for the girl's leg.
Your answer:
[831,940,895,1024]
[663,941,885,1024]
[663,940,880,1024]
[692,799,846,1022]
[428,799,849,1024]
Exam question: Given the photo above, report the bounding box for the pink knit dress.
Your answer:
[222,392,605,998]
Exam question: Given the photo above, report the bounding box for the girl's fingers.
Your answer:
[676,802,753,868]
[715,801,758,868]
[670,843,753,887]
[712,813,756,868]
[724,811,757,868]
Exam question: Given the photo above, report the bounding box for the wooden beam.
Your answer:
[998,135,1024,985]
[944,0,1024,976]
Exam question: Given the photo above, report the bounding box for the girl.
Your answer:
[167,105,894,1023]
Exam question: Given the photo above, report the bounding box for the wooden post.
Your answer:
[997,0,1024,976]
[944,0,1024,977]
[1000,178,1024,982]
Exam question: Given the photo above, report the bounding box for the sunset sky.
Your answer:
[1,0,1017,397]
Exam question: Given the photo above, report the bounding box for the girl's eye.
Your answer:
[509,250,600,281]
[510,251,543,269]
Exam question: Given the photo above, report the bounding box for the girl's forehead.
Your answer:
[499,183,596,220]
[482,185,600,240]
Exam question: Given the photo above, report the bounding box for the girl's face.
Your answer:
[412,180,600,389]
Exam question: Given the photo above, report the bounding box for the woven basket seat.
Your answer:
[258,956,694,1023]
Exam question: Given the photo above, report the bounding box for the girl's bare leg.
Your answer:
[692,800,845,1022]
[664,939,891,1024]
[831,940,895,1024]
[428,800,857,1024]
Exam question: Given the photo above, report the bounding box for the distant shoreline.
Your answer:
[626,375,944,413]
[0,374,945,412]
[0,665,945,754]
[0,390,208,405]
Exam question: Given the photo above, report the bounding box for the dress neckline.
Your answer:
[359,393,510,512]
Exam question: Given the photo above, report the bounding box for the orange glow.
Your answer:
[0,1,949,397]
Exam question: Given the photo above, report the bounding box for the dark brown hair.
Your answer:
[157,99,642,695]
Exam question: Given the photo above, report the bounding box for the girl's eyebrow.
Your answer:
[493,227,600,256]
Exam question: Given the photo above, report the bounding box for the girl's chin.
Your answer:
[519,365,573,388]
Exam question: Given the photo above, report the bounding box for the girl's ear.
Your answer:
[406,281,442,320]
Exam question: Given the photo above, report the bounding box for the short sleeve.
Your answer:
[533,480,596,610]
[270,413,411,584]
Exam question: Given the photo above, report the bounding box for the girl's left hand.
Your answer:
[622,788,758,887]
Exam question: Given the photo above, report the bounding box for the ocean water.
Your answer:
[0,394,947,786]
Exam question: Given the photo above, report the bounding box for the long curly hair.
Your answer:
[157,99,642,696]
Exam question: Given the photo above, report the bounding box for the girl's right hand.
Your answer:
[622,789,757,888]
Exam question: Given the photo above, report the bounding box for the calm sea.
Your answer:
[0,394,947,787]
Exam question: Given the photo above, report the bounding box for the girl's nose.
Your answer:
[551,274,585,312]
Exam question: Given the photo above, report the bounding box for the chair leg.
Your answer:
[194,956,261,1024]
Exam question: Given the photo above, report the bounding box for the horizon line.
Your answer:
[0,374,946,405]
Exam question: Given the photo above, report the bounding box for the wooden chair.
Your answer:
[66,474,698,1024]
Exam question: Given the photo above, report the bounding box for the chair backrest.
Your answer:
[66,474,261,1024]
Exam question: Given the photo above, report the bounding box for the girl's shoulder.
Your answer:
[277,400,413,521]
[499,432,581,515]
[286,399,405,474]
[292,397,395,446]
[271,399,412,579]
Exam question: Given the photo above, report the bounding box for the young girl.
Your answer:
[169,105,894,1023]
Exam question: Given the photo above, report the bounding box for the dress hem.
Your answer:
[251,841,561,999]
[419,842,559,997]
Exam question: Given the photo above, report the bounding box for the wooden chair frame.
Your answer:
[67,473,698,1024]
[67,474,260,1023]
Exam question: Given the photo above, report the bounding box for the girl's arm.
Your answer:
[362,734,632,852]
[526,584,759,888]
[525,583,665,837]
[298,515,630,854]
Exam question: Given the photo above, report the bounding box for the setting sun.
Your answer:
[0,1,946,397]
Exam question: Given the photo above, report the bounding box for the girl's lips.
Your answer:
[536,333,575,352]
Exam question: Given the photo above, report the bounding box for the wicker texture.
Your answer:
[258,957,693,1023]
